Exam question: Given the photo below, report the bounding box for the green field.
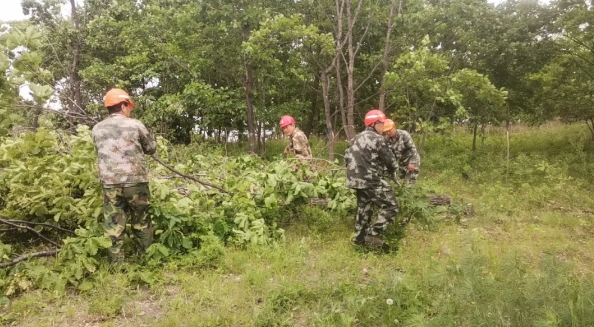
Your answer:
[3,123,594,327]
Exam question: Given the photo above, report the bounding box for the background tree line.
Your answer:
[1,0,592,158]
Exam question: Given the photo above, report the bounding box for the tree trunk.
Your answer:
[262,123,266,153]
[333,102,339,136]
[378,0,398,112]
[69,0,84,116]
[32,105,43,131]
[322,69,335,161]
[335,3,347,139]
[420,132,426,154]
[305,74,320,138]
[506,120,510,187]
[336,53,347,139]
[472,123,478,152]
[237,120,245,142]
[257,121,262,154]
[481,124,486,148]
[345,1,356,140]
[242,25,256,154]
[587,118,594,141]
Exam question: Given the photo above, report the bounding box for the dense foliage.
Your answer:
[2,0,592,152]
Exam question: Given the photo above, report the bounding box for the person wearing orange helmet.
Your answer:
[92,88,157,262]
[383,119,420,184]
[280,115,312,159]
[344,109,400,247]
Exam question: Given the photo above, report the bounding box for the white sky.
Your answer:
[0,0,74,23]
[0,0,28,23]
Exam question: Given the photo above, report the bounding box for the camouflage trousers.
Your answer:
[353,183,400,241]
[398,161,421,184]
[102,183,152,261]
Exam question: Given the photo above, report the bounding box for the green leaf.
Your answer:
[182,238,193,250]
[78,281,94,291]
[176,197,193,208]
[92,207,102,219]
[264,193,277,208]
[158,245,170,257]
[93,237,113,249]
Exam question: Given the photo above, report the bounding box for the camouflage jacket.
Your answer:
[345,127,398,189]
[386,129,420,166]
[285,128,312,159]
[92,114,157,185]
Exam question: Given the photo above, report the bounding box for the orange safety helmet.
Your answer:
[364,109,386,126]
[279,115,296,128]
[383,119,396,132]
[104,88,135,108]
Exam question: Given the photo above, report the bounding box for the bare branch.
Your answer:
[567,56,594,80]
[353,20,372,57]
[347,0,365,44]
[355,59,384,93]
[379,0,399,111]
[0,219,60,247]
[1,219,74,234]
[565,34,594,58]
[150,155,228,193]
[338,0,363,49]
[0,249,59,269]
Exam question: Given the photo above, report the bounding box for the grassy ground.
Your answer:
[4,123,594,327]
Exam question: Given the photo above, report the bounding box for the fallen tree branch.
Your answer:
[0,249,60,269]
[428,195,452,206]
[2,219,74,234]
[150,155,228,194]
[0,219,61,247]
[153,174,208,180]
[285,157,341,167]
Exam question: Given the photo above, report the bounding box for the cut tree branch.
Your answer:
[1,219,74,234]
[0,249,60,269]
[150,155,228,193]
[0,219,60,247]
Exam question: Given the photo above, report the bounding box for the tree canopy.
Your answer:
[0,0,591,153]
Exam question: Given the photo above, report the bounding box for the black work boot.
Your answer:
[351,235,366,246]
[364,235,384,247]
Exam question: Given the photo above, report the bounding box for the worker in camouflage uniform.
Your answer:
[92,88,157,262]
[345,109,400,247]
[384,119,420,184]
[280,115,312,159]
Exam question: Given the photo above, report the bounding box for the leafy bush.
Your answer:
[0,127,358,296]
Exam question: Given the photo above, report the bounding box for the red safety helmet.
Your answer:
[279,115,296,128]
[364,109,386,126]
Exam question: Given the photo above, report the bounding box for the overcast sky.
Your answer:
[0,0,76,23]
[0,0,28,22]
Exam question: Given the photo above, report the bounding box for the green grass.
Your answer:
[4,122,594,326]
